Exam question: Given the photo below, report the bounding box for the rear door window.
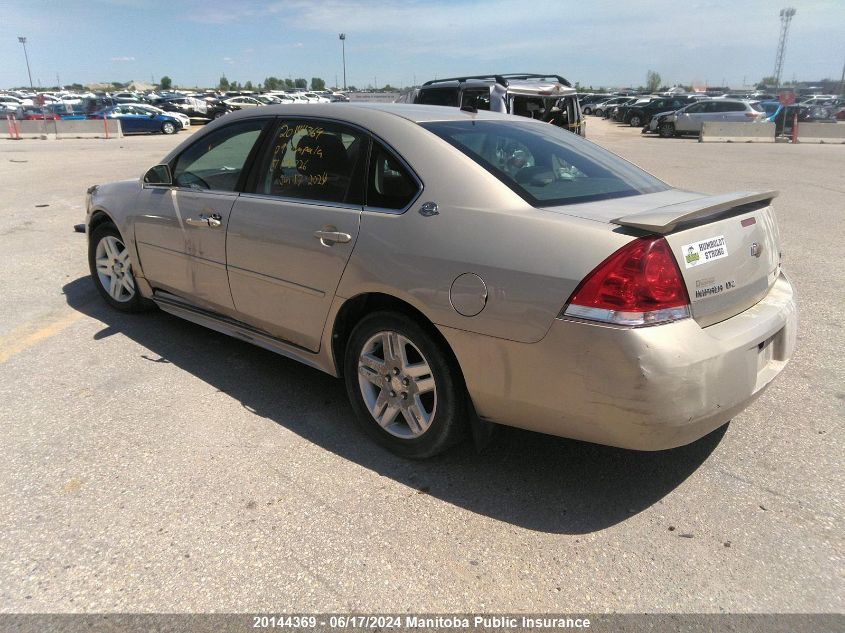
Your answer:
[251,119,367,205]
[461,89,491,111]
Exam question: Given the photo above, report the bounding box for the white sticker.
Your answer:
[681,235,728,269]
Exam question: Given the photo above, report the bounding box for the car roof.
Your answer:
[220,102,517,124]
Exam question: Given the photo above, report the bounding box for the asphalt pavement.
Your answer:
[0,118,842,613]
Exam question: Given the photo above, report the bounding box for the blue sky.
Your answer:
[1,0,843,90]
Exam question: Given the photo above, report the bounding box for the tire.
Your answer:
[161,121,176,135]
[213,111,226,120]
[659,122,676,138]
[343,311,466,458]
[629,114,642,127]
[582,106,592,115]
[88,223,151,313]
[594,108,603,117]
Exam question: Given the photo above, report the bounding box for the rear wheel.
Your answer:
[344,312,466,458]
[629,114,642,127]
[161,121,176,135]
[659,122,676,138]
[594,108,603,117]
[582,106,592,115]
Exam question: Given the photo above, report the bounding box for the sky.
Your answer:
[0,0,843,90]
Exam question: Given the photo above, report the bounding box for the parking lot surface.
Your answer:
[0,119,842,613]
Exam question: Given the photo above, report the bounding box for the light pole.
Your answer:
[338,33,347,91]
[18,36,34,91]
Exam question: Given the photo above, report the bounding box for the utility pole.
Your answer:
[773,8,796,89]
[839,56,845,96]
[18,36,34,91]
[338,33,347,91]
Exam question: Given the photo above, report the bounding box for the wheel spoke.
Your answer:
[358,365,384,387]
[109,274,122,299]
[371,391,399,428]
[102,236,118,260]
[121,275,135,293]
[404,361,430,378]
[359,352,386,375]
[408,401,431,432]
[401,407,423,436]
[414,376,435,395]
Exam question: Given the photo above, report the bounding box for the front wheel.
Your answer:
[659,122,676,138]
[629,114,642,127]
[88,223,150,312]
[161,121,176,135]
[594,108,603,117]
[344,312,466,458]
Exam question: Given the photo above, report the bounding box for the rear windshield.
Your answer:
[420,120,668,207]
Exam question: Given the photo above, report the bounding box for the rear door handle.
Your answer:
[313,229,352,245]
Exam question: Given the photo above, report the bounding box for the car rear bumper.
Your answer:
[440,272,797,450]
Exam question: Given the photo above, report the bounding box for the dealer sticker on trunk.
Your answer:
[681,235,728,269]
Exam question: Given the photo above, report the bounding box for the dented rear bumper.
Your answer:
[440,273,797,450]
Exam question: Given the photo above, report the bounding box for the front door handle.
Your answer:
[314,228,352,246]
[186,212,222,228]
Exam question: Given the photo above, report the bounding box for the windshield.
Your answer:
[421,120,668,207]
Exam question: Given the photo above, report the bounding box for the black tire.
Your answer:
[343,311,466,458]
[88,222,152,313]
[594,108,603,117]
[161,121,176,135]
[213,111,226,120]
[582,106,592,115]
[629,114,642,127]
[659,122,676,138]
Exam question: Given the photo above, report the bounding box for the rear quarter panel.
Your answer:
[335,115,635,344]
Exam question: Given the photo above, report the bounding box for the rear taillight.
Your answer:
[561,236,691,326]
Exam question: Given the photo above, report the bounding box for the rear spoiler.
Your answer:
[612,191,778,234]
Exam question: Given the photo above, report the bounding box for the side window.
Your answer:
[415,88,460,107]
[253,119,367,205]
[684,103,704,114]
[461,89,491,111]
[367,142,419,210]
[172,118,266,192]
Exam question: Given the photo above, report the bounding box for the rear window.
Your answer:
[421,120,668,207]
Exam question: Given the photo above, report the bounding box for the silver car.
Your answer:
[85,104,797,458]
[660,99,765,137]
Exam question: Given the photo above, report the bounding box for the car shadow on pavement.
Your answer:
[64,276,724,535]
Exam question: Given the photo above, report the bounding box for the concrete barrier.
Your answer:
[796,122,845,144]
[699,122,775,143]
[6,119,122,139]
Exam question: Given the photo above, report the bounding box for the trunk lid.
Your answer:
[612,191,782,327]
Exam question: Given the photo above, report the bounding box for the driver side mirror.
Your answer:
[143,164,172,186]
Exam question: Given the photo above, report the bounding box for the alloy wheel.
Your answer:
[95,235,135,302]
[357,330,437,439]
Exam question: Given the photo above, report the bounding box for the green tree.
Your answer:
[264,76,280,90]
[159,76,172,90]
[310,77,326,90]
[294,77,307,89]
[645,70,661,93]
[229,81,241,91]
[282,78,294,89]
[244,80,254,91]
[218,76,230,91]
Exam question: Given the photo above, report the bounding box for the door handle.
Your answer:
[186,213,222,228]
[313,228,352,245]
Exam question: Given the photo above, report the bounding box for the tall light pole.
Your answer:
[772,8,796,89]
[338,33,347,91]
[18,36,34,91]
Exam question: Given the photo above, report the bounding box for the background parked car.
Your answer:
[659,99,765,137]
[90,105,181,135]
[627,95,701,128]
